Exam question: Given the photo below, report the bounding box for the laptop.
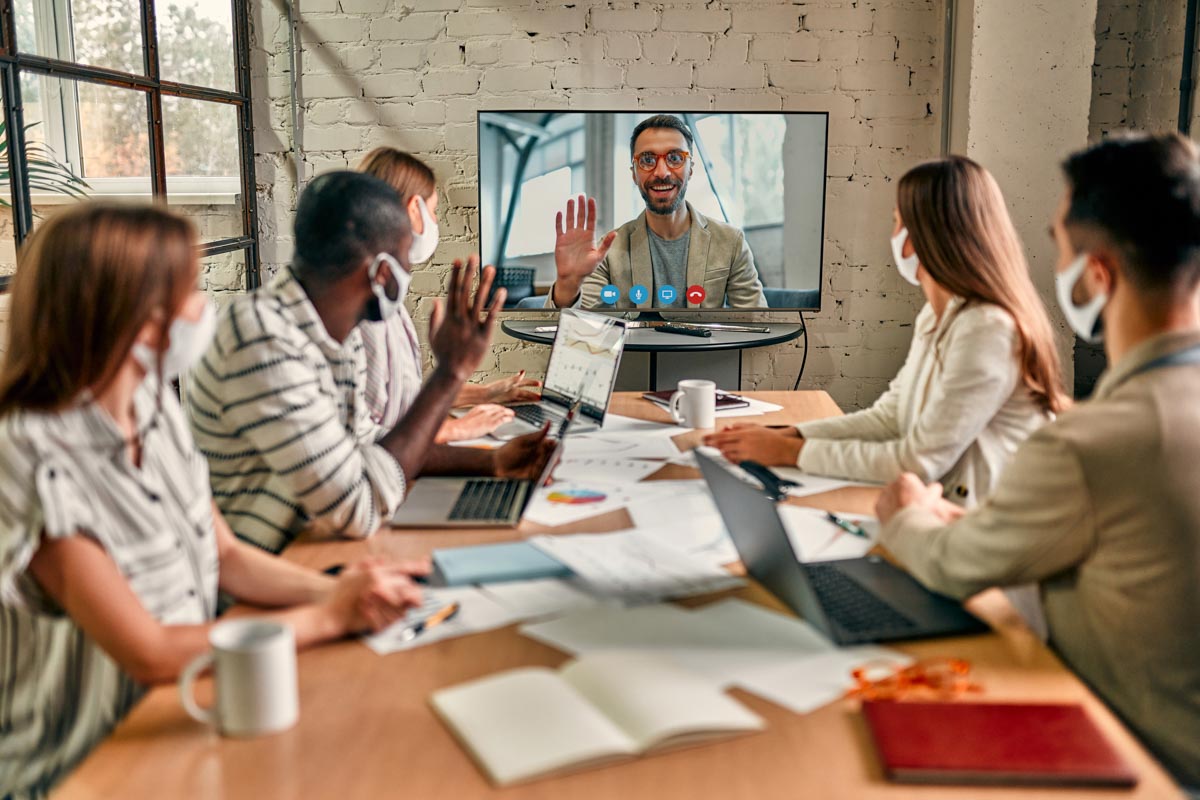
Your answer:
[390,436,564,528]
[695,451,988,645]
[490,308,627,439]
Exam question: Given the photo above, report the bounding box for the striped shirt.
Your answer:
[359,308,423,433]
[0,380,219,799]
[185,269,407,554]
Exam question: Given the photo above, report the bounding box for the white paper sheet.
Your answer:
[478,578,603,620]
[552,456,664,485]
[625,480,738,566]
[713,397,784,418]
[522,480,659,527]
[561,433,680,461]
[363,586,519,655]
[600,413,690,437]
[732,647,911,714]
[529,530,744,603]
[778,506,878,562]
[771,466,881,499]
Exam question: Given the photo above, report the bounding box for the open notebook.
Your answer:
[430,652,765,787]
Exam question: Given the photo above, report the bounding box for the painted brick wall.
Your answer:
[250,0,944,410]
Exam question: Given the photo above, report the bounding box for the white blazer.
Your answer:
[797,297,1051,507]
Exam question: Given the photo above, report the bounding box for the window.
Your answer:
[0,0,258,292]
[502,116,586,259]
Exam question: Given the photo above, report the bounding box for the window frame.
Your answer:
[0,0,259,292]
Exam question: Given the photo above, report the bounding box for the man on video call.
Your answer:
[545,114,767,310]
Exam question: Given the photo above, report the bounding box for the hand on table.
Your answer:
[437,404,514,443]
[875,473,965,526]
[493,423,559,483]
[324,558,426,635]
[702,423,804,466]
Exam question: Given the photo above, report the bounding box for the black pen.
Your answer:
[825,512,871,540]
[322,563,429,584]
[556,397,583,439]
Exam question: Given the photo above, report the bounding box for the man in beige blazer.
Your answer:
[546,114,766,310]
[876,133,1200,789]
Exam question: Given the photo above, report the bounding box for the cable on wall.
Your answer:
[1179,0,1198,135]
[791,310,808,391]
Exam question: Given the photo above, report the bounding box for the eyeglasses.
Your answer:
[845,657,982,701]
[633,149,690,172]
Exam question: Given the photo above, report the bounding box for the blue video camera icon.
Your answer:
[599,284,620,304]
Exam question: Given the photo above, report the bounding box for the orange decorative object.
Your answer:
[847,657,983,701]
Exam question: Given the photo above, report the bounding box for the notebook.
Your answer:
[430,651,765,786]
[431,541,572,587]
[862,701,1138,787]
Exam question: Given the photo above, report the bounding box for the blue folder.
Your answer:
[431,541,573,587]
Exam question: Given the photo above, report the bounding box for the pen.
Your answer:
[399,601,461,642]
[826,512,871,540]
[557,397,583,439]
[322,563,429,584]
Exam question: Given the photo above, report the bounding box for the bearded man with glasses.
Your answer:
[545,114,766,310]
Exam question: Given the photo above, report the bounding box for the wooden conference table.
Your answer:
[54,392,1184,800]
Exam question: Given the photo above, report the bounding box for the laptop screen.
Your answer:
[542,309,626,420]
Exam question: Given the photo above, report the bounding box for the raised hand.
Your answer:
[552,195,617,307]
[428,255,505,382]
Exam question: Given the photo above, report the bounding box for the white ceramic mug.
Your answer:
[669,379,717,429]
[179,619,298,737]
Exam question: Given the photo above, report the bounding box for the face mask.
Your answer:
[133,300,217,379]
[1055,252,1107,344]
[367,252,411,322]
[890,227,921,286]
[409,195,439,265]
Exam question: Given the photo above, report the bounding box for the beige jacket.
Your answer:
[798,298,1050,506]
[881,330,1200,785]
[546,203,766,310]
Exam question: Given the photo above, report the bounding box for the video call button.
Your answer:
[629,284,649,304]
[599,284,620,304]
[686,285,706,305]
[657,285,677,305]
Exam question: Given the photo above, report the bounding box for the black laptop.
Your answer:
[695,451,988,645]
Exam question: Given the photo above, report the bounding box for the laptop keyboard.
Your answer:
[512,404,561,427]
[447,479,526,522]
[804,563,917,635]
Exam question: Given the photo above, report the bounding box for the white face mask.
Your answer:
[408,195,439,265]
[1055,252,1107,344]
[890,227,921,286]
[133,300,218,380]
[369,252,411,321]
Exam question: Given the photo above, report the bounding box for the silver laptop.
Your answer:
[390,437,564,528]
[695,450,988,645]
[490,308,627,439]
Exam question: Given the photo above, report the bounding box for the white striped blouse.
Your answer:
[184,269,407,554]
[0,380,219,799]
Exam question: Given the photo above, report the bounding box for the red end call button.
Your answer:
[686,285,706,305]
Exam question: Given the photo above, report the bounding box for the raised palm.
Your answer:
[554,195,617,291]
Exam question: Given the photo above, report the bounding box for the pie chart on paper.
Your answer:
[545,488,608,505]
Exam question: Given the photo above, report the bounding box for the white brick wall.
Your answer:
[250,0,945,411]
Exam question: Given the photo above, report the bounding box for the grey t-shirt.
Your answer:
[647,225,689,308]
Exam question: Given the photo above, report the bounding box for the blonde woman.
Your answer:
[706,156,1067,507]
[0,204,424,798]
[357,147,540,441]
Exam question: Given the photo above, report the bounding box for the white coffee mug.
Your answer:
[669,379,717,429]
[179,619,299,737]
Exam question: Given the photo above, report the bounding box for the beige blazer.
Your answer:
[546,203,766,309]
[797,298,1050,506]
[881,329,1200,786]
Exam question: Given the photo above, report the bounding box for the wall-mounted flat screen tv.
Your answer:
[478,110,827,313]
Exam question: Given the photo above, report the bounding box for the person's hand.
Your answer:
[493,423,558,481]
[436,404,515,443]
[553,195,617,307]
[875,474,949,525]
[429,256,504,382]
[482,370,542,404]
[323,558,425,635]
[702,424,804,466]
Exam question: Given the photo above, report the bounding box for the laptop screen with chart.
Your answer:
[542,309,626,421]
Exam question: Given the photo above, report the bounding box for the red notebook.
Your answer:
[862,701,1138,788]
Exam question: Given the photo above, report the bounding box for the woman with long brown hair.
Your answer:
[0,203,425,798]
[706,156,1067,507]
[357,147,540,441]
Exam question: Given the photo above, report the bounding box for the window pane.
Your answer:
[163,96,243,239]
[159,0,236,92]
[13,0,144,75]
[201,248,248,298]
[19,73,151,220]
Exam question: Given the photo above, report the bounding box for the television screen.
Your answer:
[478,110,827,312]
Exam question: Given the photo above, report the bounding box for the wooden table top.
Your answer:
[52,392,1184,800]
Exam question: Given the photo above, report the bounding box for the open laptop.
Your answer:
[695,451,988,645]
[490,308,627,439]
[390,437,564,528]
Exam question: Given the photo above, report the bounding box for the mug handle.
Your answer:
[668,390,686,425]
[179,651,216,725]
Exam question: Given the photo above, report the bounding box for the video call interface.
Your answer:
[478,111,829,312]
